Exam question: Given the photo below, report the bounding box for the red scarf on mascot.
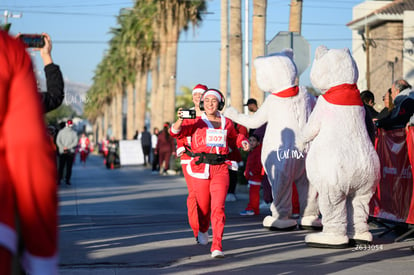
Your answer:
[272,86,299,98]
[322,83,363,106]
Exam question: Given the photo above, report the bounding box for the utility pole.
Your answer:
[289,0,303,34]
[365,23,370,90]
[244,0,249,114]
[289,0,303,83]
[2,10,22,24]
[1,10,22,31]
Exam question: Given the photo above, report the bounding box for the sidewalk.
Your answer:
[58,155,414,274]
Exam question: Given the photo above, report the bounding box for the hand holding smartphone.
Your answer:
[18,34,45,48]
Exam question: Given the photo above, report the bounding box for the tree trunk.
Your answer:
[135,70,148,132]
[117,88,124,140]
[92,117,100,148]
[229,0,243,111]
[163,4,179,124]
[150,50,161,129]
[104,103,110,139]
[110,97,116,139]
[112,85,124,140]
[157,3,168,127]
[250,0,267,104]
[126,82,135,139]
[220,0,229,97]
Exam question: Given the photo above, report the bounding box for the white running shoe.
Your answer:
[259,201,271,209]
[240,210,255,216]
[211,250,224,258]
[225,193,237,202]
[197,231,209,245]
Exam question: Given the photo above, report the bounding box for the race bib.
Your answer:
[206,129,227,147]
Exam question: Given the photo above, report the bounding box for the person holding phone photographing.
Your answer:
[18,32,64,113]
[170,89,250,258]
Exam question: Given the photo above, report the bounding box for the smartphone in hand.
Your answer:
[19,34,45,48]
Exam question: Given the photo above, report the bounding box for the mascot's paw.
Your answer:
[263,215,297,231]
[298,215,323,231]
[348,231,373,247]
[296,135,306,152]
[305,232,349,249]
[223,106,239,120]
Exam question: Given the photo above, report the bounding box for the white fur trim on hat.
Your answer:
[192,88,205,94]
[202,90,222,101]
[192,84,208,95]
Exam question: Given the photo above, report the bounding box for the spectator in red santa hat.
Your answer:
[175,83,207,243]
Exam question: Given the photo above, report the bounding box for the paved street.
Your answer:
[58,154,414,274]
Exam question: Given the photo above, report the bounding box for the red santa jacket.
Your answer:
[78,136,90,152]
[171,113,248,179]
[0,30,58,273]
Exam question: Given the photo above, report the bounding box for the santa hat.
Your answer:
[66,120,73,127]
[192,84,208,95]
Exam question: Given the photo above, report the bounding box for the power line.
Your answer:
[0,9,115,17]
[0,2,131,9]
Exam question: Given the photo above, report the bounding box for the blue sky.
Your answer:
[1,0,362,92]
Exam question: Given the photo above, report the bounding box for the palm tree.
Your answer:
[160,0,207,124]
[250,0,267,104]
[85,1,207,134]
[229,0,243,111]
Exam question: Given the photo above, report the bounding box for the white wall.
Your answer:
[403,11,414,86]
[350,1,393,90]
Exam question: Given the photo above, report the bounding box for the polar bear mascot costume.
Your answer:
[224,49,320,230]
[302,46,380,248]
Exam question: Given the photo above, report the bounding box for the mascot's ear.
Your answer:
[314,45,329,60]
[281,48,294,60]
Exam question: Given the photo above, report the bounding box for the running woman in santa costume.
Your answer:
[78,133,90,166]
[175,84,208,243]
[170,89,250,258]
[0,30,58,274]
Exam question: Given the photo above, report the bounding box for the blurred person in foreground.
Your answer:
[0,30,58,274]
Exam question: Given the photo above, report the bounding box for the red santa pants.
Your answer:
[246,183,261,214]
[182,163,199,238]
[80,150,88,163]
[192,164,229,252]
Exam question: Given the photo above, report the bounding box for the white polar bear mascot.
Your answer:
[302,46,380,248]
[224,49,321,230]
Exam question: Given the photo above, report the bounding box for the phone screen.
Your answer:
[19,34,45,48]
